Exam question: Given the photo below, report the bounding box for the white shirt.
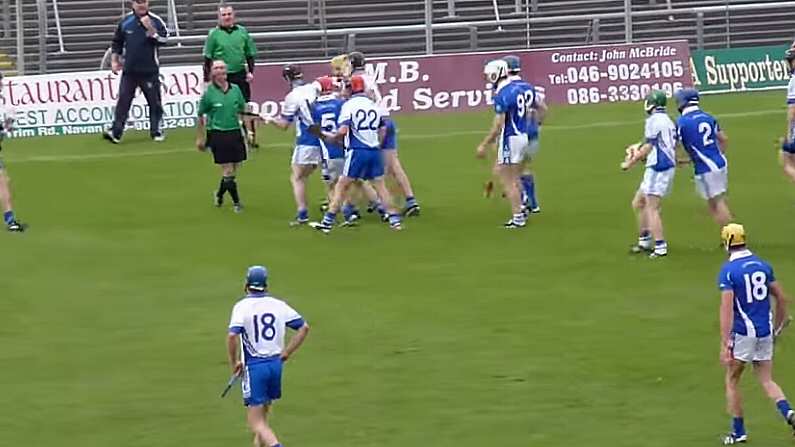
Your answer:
[282,83,319,140]
[644,111,677,171]
[339,94,383,150]
[228,294,303,360]
[354,69,389,117]
[787,74,795,105]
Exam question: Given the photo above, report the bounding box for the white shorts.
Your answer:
[322,158,345,184]
[694,168,728,200]
[497,134,530,165]
[291,145,322,166]
[639,168,675,197]
[732,333,773,362]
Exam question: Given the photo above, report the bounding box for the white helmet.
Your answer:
[483,59,508,85]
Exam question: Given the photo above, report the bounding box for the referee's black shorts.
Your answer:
[227,71,252,103]
[207,129,247,165]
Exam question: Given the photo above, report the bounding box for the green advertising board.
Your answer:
[691,45,791,93]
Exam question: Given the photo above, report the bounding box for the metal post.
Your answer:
[53,0,66,52]
[186,0,194,31]
[346,33,356,52]
[37,0,46,73]
[624,0,632,43]
[2,0,9,38]
[446,0,455,17]
[468,25,477,50]
[15,0,24,74]
[696,12,704,50]
[514,0,522,14]
[530,0,538,13]
[307,0,314,25]
[318,0,328,56]
[592,18,600,44]
[424,0,433,55]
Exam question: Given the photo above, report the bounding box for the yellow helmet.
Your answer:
[721,223,747,249]
[330,54,351,78]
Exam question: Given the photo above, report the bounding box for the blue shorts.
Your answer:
[382,119,398,150]
[783,141,795,154]
[343,149,384,180]
[242,357,283,407]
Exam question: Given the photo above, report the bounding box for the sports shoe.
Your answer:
[722,433,747,444]
[213,191,223,207]
[630,244,652,254]
[152,132,165,142]
[787,410,795,435]
[530,206,541,214]
[289,217,309,227]
[309,221,332,234]
[649,251,668,259]
[389,220,402,231]
[404,204,421,217]
[233,203,244,214]
[7,219,26,232]
[504,218,526,229]
[102,129,120,144]
[340,216,359,227]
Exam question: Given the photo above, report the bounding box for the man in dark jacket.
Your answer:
[104,0,168,144]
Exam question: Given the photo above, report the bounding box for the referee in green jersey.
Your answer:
[203,3,258,147]
[197,60,248,213]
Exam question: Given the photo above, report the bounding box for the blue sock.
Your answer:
[322,211,336,225]
[405,196,417,207]
[521,175,537,208]
[272,444,283,447]
[342,203,355,220]
[640,230,650,238]
[3,210,13,225]
[297,208,308,220]
[732,417,745,436]
[777,399,792,419]
[388,213,401,226]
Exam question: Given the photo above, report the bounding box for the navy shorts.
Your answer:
[343,149,384,180]
[242,357,283,407]
[382,118,398,151]
[783,141,795,154]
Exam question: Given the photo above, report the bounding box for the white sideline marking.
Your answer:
[6,108,784,164]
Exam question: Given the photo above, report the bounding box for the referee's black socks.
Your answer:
[224,175,241,205]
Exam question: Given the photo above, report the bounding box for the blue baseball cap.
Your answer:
[246,265,268,291]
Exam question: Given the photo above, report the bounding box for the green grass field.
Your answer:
[2,90,795,446]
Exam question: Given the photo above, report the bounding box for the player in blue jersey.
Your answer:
[476,59,536,228]
[717,224,795,444]
[227,266,311,447]
[621,90,676,257]
[780,46,795,185]
[503,55,547,214]
[264,64,322,226]
[310,75,402,234]
[674,88,733,226]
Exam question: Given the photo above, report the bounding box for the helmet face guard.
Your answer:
[282,64,303,82]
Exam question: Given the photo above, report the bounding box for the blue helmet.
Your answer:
[246,265,268,291]
[503,55,521,74]
[674,88,700,112]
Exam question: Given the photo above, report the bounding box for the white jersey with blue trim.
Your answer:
[718,250,776,338]
[354,69,389,117]
[228,294,304,362]
[787,74,795,105]
[644,111,677,171]
[338,94,383,150]
[282,83,319,146]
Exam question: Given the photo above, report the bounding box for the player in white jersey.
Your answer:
[621,90,677,257]
[227,266,310,447]
[780,45,795,185]
[264,64,322,225]
[0,72,26,232]
[350,52,420,216]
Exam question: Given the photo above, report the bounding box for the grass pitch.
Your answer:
[2,90,795,446]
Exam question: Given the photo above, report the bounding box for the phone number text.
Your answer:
[566,82,685,105]
[549,61,685,85]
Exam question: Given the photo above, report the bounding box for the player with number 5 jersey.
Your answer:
[675,88,733,227]
[716,224,795,444]
[227,266,310,447]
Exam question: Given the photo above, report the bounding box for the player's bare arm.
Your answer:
[476,114,505,158]
[534,98,548,124]
[621,142,651,170]
[226,332,242,375]
[770,281,791,332]
[720,289,735,366]
[320,124,348,145]
[717,130,729,152]
[281,323,310,362]
[195,117,207,151]
[267,117,291,131]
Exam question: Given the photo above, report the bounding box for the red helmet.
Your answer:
[349,75,366,94]
[315,76,336,93]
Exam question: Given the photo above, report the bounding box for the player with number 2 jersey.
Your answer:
[675,88,733,226]
[716,224,795,445]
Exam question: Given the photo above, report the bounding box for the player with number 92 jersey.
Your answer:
[493,76,536,166]
[675,88,733,226]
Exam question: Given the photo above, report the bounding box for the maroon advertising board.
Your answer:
[250,40,692,117]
